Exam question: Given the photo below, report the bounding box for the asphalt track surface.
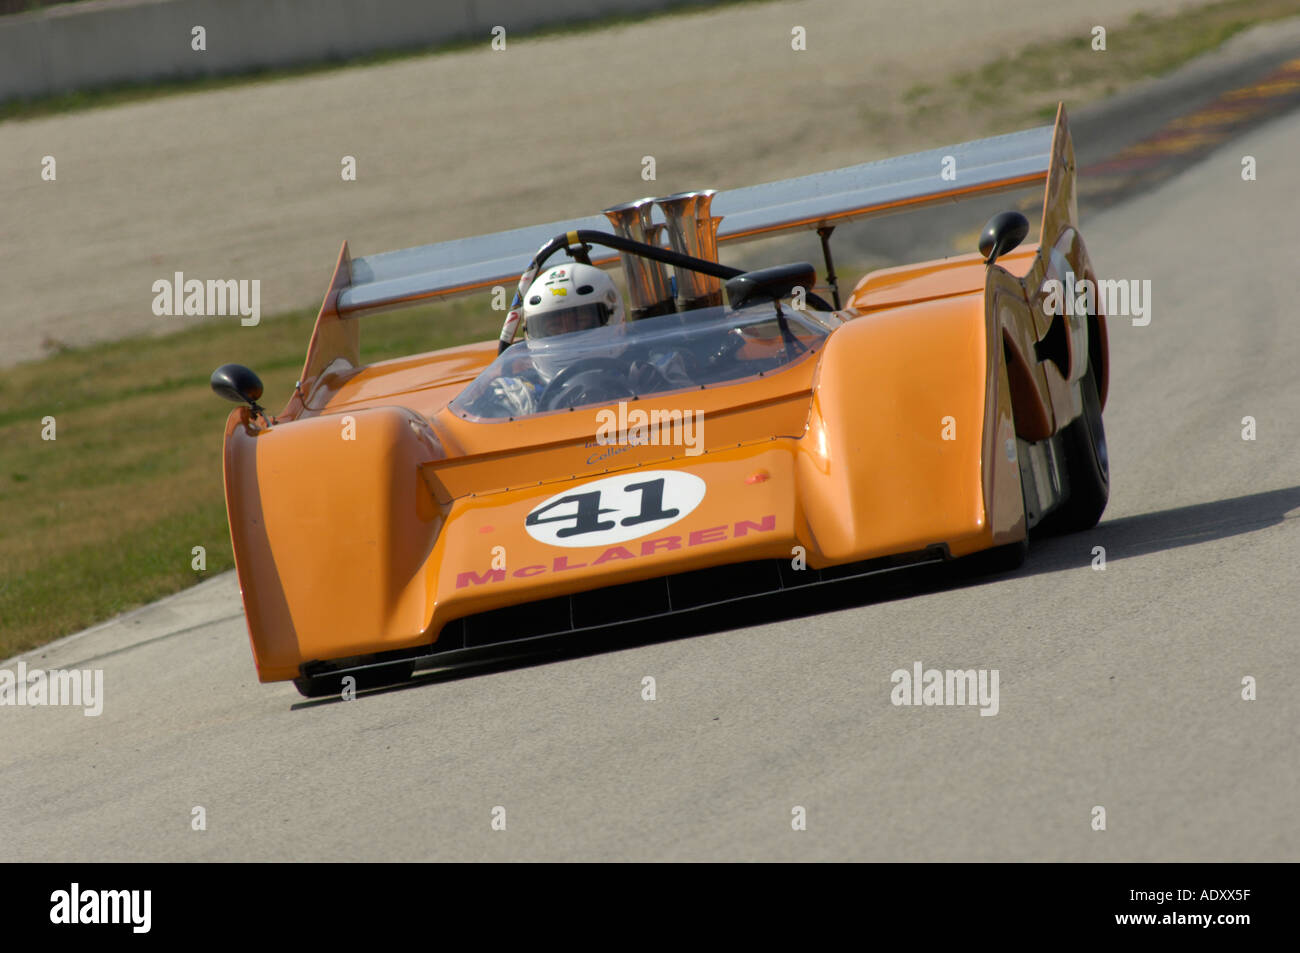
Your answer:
[2,98,1298,859]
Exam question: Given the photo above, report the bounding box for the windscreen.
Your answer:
[452,303,837,420]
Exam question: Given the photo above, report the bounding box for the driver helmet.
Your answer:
[522,262,625,381]
[523,262,624,339]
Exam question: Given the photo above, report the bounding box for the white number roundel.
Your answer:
[524,470,706,548]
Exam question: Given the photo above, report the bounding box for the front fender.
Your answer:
[222,406,446,681]
[797,293,1024,561]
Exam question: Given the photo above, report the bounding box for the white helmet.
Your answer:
[522,262,624,341]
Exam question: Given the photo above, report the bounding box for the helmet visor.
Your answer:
[527,302,611,339]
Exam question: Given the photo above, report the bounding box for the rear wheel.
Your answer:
[1039,360,1108,535]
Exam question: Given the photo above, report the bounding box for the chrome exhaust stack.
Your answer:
[602,198,676,319]
[656,190,724,310]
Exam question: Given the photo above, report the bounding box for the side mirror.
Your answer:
[210,363,265,413]
[725,262,817,310]
[978,211,1029,264]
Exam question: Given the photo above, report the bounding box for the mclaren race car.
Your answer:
[212,105,1109,696]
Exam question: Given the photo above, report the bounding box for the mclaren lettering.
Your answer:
[455,515,777,589]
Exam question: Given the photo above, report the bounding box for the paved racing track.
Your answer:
[2,111,1298,862]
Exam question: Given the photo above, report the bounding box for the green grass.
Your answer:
[0,296,501,658]
[0,1,87,15]
[871,0,1300,137]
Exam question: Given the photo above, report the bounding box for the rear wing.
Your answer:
[296,108,1071,390]
[336,120,1056,319]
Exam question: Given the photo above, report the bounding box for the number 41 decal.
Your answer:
[524,471,706,548]
[526,479,678,538]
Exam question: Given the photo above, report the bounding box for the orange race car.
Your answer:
[211,105,1108,697]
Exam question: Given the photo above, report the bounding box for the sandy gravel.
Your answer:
[0,0,1191,366]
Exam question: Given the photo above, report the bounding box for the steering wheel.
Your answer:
[537,357,635,412]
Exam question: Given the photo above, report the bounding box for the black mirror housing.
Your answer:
[725,262,818,310]
[210,364,264,408]
[978,211,1030,264]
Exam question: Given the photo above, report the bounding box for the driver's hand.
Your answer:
[629,351,695,392]
[488,376,538,416]
[628,360,669,395]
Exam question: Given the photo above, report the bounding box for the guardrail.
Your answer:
[0,0,717,104]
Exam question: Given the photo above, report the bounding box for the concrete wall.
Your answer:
[1,0,716,103]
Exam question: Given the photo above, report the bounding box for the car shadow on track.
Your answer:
[1017,483,1300,578]
[291,484,1300,707]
